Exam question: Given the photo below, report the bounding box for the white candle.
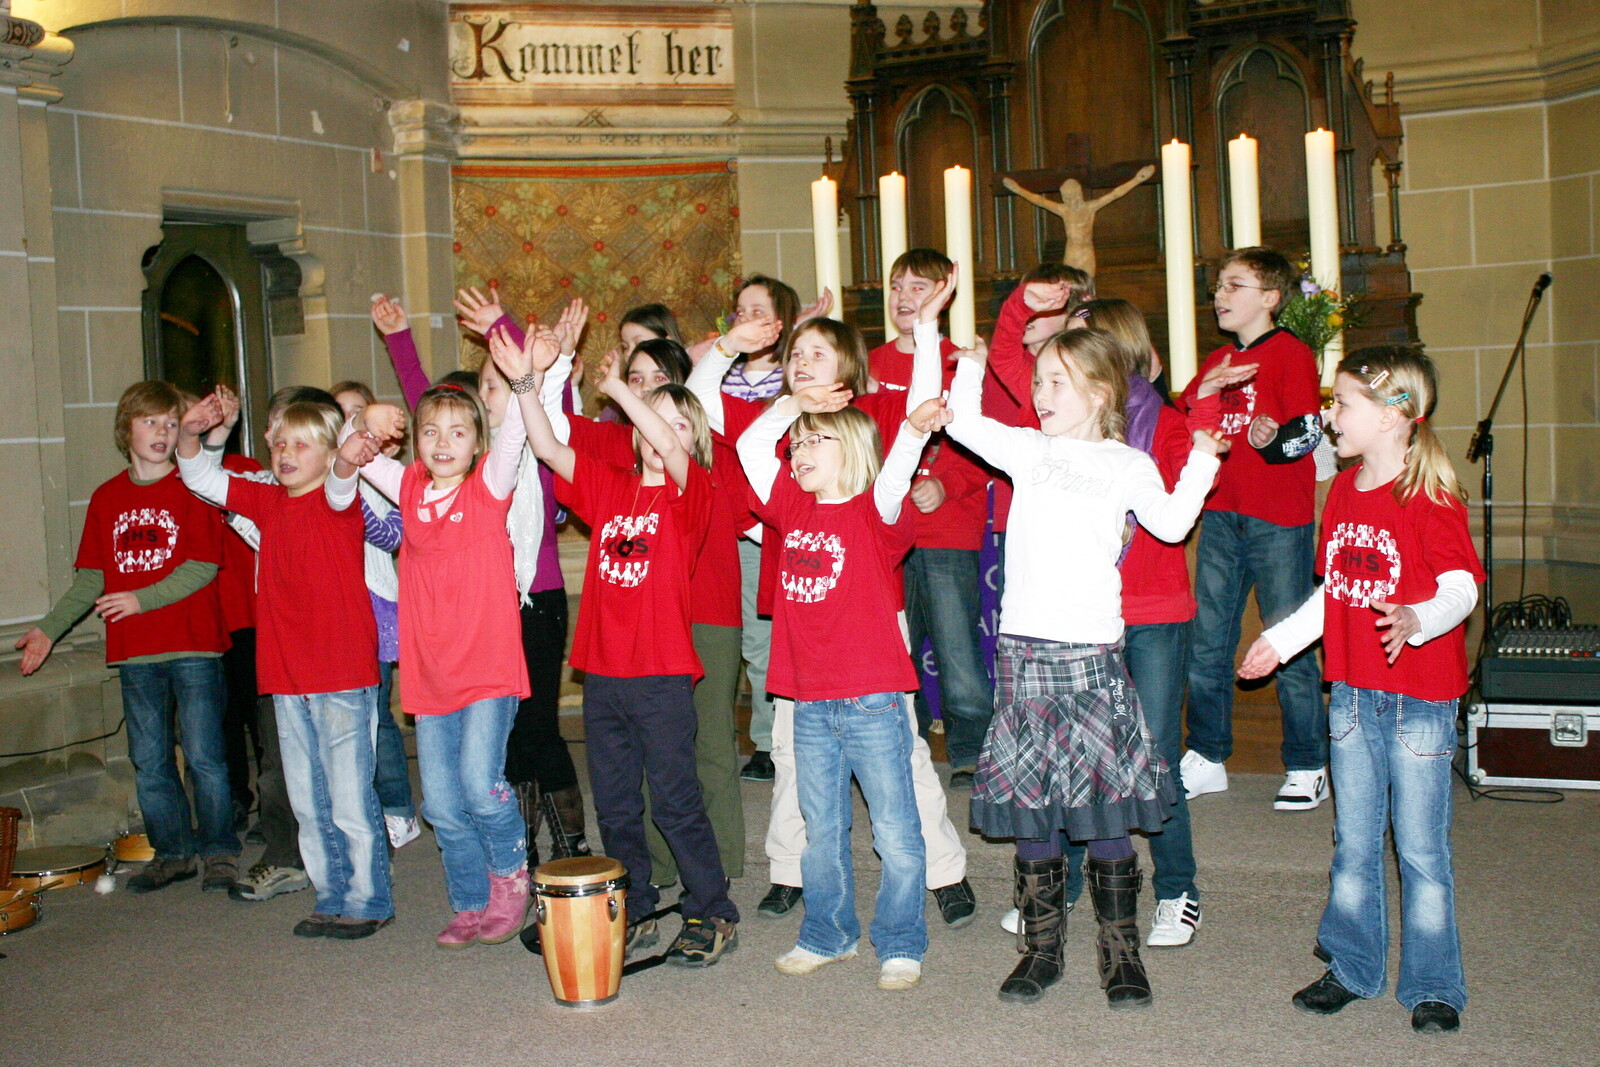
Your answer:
[1228,133,1261,249]
[879,172,908,338]
[1305,128,1342,385]
[1161,139,1197,389]
[943,165,975,347]
[810,175,842,308]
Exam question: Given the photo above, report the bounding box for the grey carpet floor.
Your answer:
[3,769,1596,1067]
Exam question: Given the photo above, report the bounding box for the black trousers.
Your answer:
[504,589,579,792]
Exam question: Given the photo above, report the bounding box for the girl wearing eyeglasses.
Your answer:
[738,380,952,992]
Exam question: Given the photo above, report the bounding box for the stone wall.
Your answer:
[1,0,459,845]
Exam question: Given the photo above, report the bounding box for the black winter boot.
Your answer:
[545,785,593,857]
[1088,856,1152,1010]
[514,781,542,869]
[997,856,1067,1003]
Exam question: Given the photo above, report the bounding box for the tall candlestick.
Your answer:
[943,165,975,347]
[1305,128,1342,385]
[1161,139,1197,389]
[879,172,908,338]
[810,175,842,308]
[1228,133,1261,248]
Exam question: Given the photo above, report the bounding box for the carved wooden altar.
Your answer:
[837,0,1419,354]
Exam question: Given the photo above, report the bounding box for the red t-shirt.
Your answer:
[744,389,909,617]
[564,416,741,629]
[217,453,262,632]
[1179,329,1322,528]
[564,453,711,680]
[1316,467,1484,701]
[756,471,918,701]
[1120,406,1199,626]
[869,336,989,551]
[398,463,530,715]
[75,468,230,664]
[225,480,378,696]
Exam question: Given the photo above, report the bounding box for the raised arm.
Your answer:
[489,327,575,483]
[907,265,959,413]
[599,368,691,490]
[875,400,942,522]
[480,388,527,499]
[945,345,1031,475]
[372,295,431,410]
[176,394,232,508]
[737,395,801,503]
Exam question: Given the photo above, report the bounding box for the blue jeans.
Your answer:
[1186,511,1327,770]
[119,656,238,860]
[904,547,993,770]
[794,692,927,962]
[1319,683,1466,1011]
[273,688,392,920]
[415,695,526,912]
[374,661,415,818]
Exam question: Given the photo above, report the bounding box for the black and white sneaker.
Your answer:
[1146,893,1201,947]
[1274,767,1330,811]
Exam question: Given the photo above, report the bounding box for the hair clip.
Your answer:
[1414,414,1427,424]
[1360,367,1391,390]
[436,383,466,393]
[1383,390,1411,406]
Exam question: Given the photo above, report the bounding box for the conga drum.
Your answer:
[112,833,156,864]
[8,846,107,893]
[532,856,628,1009]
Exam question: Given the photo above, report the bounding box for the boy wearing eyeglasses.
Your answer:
[1177,247,1329,814]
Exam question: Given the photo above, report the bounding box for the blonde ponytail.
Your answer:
[1337,346,1464,507]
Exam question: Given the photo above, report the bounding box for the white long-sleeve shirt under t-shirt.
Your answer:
[945,359,1220,645]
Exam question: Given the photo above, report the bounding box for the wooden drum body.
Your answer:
[8,846,107,893]
[532,857,629,1009]
[1,888,40,934]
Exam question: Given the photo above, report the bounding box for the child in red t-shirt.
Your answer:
[177,395,392,940]
[1242,347,1480,1035]
[347,382,533,950]
[739,388,949,992]
[494,327,740,968]
[1178,246,1330,811]
[18,382,237,893]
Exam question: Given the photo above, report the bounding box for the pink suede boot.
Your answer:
[478,867,530,945]
[436,909,483,950]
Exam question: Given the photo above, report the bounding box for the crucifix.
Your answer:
[998,135,1157,277]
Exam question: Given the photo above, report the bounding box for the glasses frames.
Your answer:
[784,432,838,461]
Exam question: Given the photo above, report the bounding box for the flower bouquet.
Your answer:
[1277,258,1363,373]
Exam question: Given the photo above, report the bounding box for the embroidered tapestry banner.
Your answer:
[452,157,742,374]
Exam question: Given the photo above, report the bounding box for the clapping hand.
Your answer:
[180,393,224,439]
[362,403,407,442]
[917,264,960,325]
[791,383,852,414]
[1022,280,1072,316]
[1195,352,1259,399]
[722,316,782,355]
[796,287,834,328]
[553,298,589,356]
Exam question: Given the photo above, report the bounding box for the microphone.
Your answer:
[1534,272,1553,295]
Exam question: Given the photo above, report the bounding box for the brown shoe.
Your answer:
[128,856,197,894]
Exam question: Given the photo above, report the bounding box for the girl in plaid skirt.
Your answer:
[946,328,1230,1010]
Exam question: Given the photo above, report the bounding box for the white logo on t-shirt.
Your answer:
[1323,521,1401,607]
[112,507,179,573]
[781,529,845,604]
[598,512,658,588]
[1218,382,1258,437]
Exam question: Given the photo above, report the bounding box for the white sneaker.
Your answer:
[878,958,922,991]
[1180,750,1229,799]
[775,944,856,975]
[1274,767,1330,811]
[385,814,421,849]
[1147,893,1202,947]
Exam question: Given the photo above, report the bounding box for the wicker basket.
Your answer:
[0,806,21,890]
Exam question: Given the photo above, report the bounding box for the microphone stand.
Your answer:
[1466,273,1551,635]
